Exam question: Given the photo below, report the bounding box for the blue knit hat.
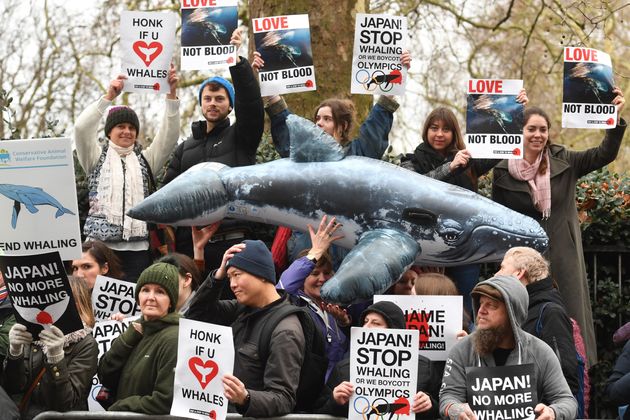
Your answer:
[226,240,276,284]
[198,76,235,108]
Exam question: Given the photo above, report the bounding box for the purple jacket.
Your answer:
[277,257,349,379]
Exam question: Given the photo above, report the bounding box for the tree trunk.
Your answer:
[247,0,372,135]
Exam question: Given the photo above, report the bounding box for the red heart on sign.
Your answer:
[188,357,219,390]
[209,410,216,419]
[227,57,234,64]
[132,41,163,67]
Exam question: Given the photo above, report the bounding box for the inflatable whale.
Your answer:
[129,115,548,304]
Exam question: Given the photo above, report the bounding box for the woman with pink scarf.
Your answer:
[492,88,626,368]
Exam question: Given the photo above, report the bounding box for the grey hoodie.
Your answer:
[439,275,577,419]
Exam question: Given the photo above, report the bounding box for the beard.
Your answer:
[472,324,511,356]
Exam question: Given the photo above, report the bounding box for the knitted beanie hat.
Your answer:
[198,76,235,108]
[104,106,140,138]
[360,301,406,330]
[135,262,180,313]
[226,240,276,284]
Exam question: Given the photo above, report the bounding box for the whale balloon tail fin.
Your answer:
[320,229,420,305]
[128,162,229,226]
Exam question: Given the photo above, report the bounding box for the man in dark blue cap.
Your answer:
[162,28,264,266]
[186,240,305,417]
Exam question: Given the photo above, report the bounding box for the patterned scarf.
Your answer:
[508,151,551,219]
[96,141,147,240]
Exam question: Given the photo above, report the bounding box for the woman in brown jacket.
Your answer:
[492,88,626,366]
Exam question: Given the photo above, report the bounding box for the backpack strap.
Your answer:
[257,304,305,362]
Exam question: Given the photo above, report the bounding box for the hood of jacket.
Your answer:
[472,275,529,347]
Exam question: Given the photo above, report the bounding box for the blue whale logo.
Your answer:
[128,115,548,304]
[0,184,75,229]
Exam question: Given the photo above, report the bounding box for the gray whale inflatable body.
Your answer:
[129,115,548,304]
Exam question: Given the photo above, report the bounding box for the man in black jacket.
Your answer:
[162,28,264,265]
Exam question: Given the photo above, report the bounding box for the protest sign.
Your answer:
[180,0,238,70]
[253,14,316,96]
[351,14,407,96]
[562,47,617,129]
[466,364,537,420]
[465,79,524,159]
[349,327,418,420]
[375,295,462,361]
[171,318,234,420]
[0,252,83,336]
[88,318,133,411]
[0,138,80,260]
[91,275,140,322]
[120,11,176,94]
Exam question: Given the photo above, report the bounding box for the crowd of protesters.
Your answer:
[0,16,627,420]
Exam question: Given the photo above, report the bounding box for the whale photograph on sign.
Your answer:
[128,115,548,305]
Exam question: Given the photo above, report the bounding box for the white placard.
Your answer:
[171,318,234,420]
[91,275,141,322]
[351,14,407,96]
[180,0,238,70]
[562,47,617,129]
[349,327,418,420]
[465,79,524,159]
[375,294,463,361]
[253,14,316,96]
[120,11,177,94]
[0,138,81,260]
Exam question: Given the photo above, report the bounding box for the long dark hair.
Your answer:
[158,253,202,291]
[313,98,356,146]
[422,107,466,156]
[523,106,552,175]
[83,240,124,279]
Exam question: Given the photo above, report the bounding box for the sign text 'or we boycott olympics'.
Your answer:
[466,364,537,420]
[351,13,407,96]
[465,79,525,160]
[349,327,419,420]
[120,10,176,94]
[87,318,133,412]
[562,47,617,129]
[91,275,141,322]
[375,294,462,361]
[171,318,234,420]
[252,14,316,96]
[180,0,238,70]
[0,251,83,336]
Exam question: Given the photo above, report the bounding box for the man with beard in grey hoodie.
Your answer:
[439,275,577,420]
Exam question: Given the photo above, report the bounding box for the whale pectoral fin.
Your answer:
[17,194,39,214]
[11,201,21,229]
[286,114,345,163]
[320,229,420,305]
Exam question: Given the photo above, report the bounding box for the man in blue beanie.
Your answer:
[162,28,265,268]
[186,240,305,417]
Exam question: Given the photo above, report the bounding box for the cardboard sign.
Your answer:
[466,364,537,420]
[253,14,316,96]
[465,79,524,159]
[0,252,83,336]
[180,0,238,70]
[87,318,133,411]
[171,318,234,420]
[351,14,407,96]
[562,47,617,129]
[349,327,418,420]
[375,295,463,360]
[120,11,176,94]
[0,138,81,260]
[91,275,140,322]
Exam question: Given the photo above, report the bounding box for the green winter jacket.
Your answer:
[97,312,180,414]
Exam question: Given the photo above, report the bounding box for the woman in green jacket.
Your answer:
[98,262,180,414]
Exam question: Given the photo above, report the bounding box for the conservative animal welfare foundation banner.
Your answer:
[351,13,407,96]
[171,318,235,420]
[253,14,316,96]
[91,275,141,322]
[375,294,463,360]
[349,327,418,420]
[0,251,84,336]
[120,10,176,94]
[88,318,134,411]
[0,138,81,260]
[465,79,524,159]
[562,47,617,129]
[180,0,238,70]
